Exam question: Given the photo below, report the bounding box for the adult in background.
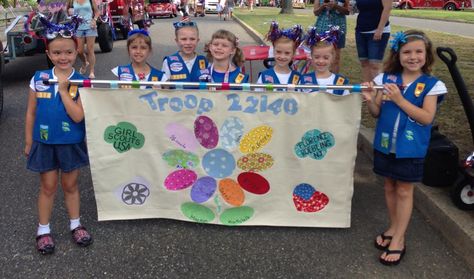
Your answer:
[313,0,349,73]
[69,0,99,79]
[355,0,392,82]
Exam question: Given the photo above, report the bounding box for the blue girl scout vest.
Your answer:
[164,52,209,82]
[117,64,164,88]
[33,69,85,144]
[300,72,349,95]
[209,67,249,84]
[374,73,440,158]
[258,68,300,91]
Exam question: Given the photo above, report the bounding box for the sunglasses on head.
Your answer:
[46,29,74,40]
[173,21,197,29]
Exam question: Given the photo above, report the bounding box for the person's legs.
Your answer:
[76,36,87,72]
[366,32,390,81]
[355,31,372,82]
[38,170,59,226]
[85,36,96,78]
[61,169,81,220]
[380,181,413,262]
[332,48,341,73]
[376,177,397,247]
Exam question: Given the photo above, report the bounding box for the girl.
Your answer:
[362,30,447,265]
[203,29,248,87]
[300,27,350,95]
[257,22,303,91]
[25,19,92,255]
[112,30,167,88]
[69,0,99,79]
[313,0,349,73]
[161,20,208,84]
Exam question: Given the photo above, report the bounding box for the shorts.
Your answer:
[355,31,390,63]
[76,28,98,38]
[373,149,425,182]
[27,141,89,173]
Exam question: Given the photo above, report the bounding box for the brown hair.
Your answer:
[127,33,152,52]
[383,30,435,75]
[205,29,245,68]
[310,41,336,55]
[175,25,200,37]
[272,36,298,51]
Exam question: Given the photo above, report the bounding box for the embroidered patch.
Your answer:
[36,92,51,98]
[69,85,78,98]
[40,125,49,141]
[169,56,179,61]
[170,62,184,72]
[152,76,158,81]
[304,76,313,83]
[387,75,397,82]
[119,73,133,81]
[121,67,130,74]
[414,83,425,97]
[171,74,187,80]
[40,72,50,80]
[199,59,206,69]
[381,132,390,149]
[62,121,70,132]
[292,75,299,85]
[35,80,50,92]
[235,73,245,84]
[264,75,274,83]
[336,77,345,85]
[405,130,414,141]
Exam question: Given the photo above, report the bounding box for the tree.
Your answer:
[279,0,294,14]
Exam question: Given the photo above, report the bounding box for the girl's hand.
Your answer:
[383,83,404,104]
[24,143,31,157]
[57,76,69,96]
[361,82,376,102]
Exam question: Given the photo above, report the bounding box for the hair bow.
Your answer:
[389,31,407,52]
[128,29,150,37]
[265,21,304,46]
[304,25,340,48]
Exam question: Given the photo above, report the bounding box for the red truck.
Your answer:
[396,0,472,10]
[147,0,178,18]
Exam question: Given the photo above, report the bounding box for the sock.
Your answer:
[37,223,51,236]
[70,218,81,231]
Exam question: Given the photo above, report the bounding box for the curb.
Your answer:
[233,13,474,271]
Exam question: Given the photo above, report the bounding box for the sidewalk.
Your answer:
[233,14,474,271]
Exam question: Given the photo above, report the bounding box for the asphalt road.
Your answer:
[0,15,472,278]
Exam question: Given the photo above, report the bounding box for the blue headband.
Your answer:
[128,29,150,38]
[173,21,197,29]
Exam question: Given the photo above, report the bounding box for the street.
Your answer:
[0,14,472,278]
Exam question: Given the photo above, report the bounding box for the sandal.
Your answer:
[374,233,392,250]
[36,233,55,255]
[79,61,90,75]
[71,225,93,247]
[380,247,406,266]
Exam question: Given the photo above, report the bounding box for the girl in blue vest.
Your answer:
[362,30,447,265]
[161,19,209,86]
[300,26,350,95]
[24,18,92,255]
[203,29,249,88]
[256,22,303,91]
[112,30,167,89]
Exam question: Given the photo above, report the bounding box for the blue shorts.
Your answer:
[373,150,425,182]
[27,141,89,173]
[355,32,390,63]
[76,28,98,38]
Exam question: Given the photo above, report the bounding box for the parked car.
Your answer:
[396,0,472,10]
[204,0,219,13]
[147,0,178,18]
[109,0,148,38]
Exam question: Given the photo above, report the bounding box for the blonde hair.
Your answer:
[205,29,245,68]
[273,36,298,51]
[310,41,335,55]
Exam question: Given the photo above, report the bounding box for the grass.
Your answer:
[391,8,474,24]
[234,7,474,155]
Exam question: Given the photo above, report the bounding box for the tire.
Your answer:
[400,2,410,9]
[444,3,456,11]
[451,179,474,210]
[97,23,113,53]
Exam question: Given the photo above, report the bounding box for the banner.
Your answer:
[81,88,361,227]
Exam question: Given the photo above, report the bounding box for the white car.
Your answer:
[205,0,219,13]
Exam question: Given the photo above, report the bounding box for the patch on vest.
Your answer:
[171,74,187,80]
[40,125,49,141]
[36,92,51,98]
[264,76,274,83]
[69,85,78,98]
[405,130,414,141]
[304,76,312,83]
[381,133,389,149]
[414,83,425,97]
[62,121,71,132]
[235,73,245,83]
[199,59,206,69]
[336,77,345,85]
[292,75,299,85]
[121,67,130,74]
[35,80,50,92]
[120,73,133,81]
[170,62,184,72]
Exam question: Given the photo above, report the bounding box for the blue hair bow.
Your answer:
[128,29,150,38]
[389,31,407,52]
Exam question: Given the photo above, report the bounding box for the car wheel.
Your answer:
[445,3,456,11]
[451,179,474,210]
[97,23,113,53]
[400,2,410,9]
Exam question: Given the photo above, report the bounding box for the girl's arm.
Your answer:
[24,89,37,156]
[58,78,85,123]
[361,82,383,118]
[374,0,392,40]
[384,83,438,125]
[313,1,327,16]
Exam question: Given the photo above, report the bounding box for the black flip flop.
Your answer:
[379,247,406,266]
[374,233,392,250]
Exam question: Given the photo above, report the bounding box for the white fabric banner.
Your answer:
[81,88,361,227]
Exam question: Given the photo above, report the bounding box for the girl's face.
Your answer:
[209,38,235,62]
[311,45,335,75]
[399,40,426,75]
[46,38,77,71]
[273,40,295,70]
[128,37,151,65]
[176,27,199,56]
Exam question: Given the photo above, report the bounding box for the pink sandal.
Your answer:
[71,225,93,247]
[36,234,55,255]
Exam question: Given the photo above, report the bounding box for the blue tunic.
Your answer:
[258,68,301,91]
[32,69,85,144]
[117,64,165,89]
[373,73,440,158]
[300,72,349,95]
[164,52,209,82]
